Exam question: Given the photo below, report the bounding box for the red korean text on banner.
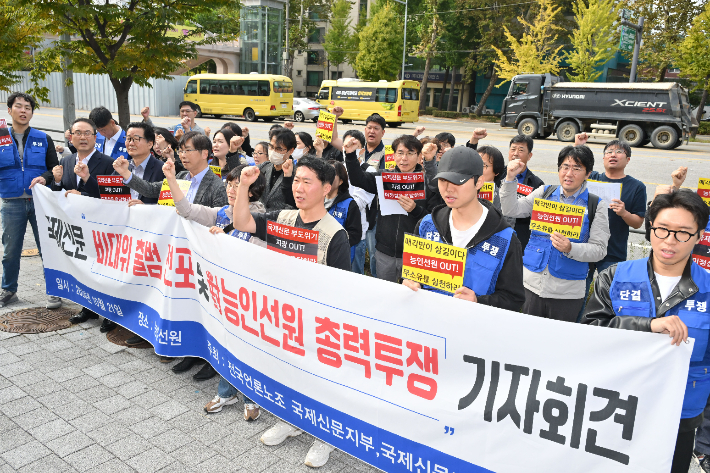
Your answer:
[381,172,425,200]
[478,182,494,202]
[0,119,11,147]
[97,176,131,202]
[694,227,710,271]
[698,178,710,206]
[266,221,319,263]
[517,183,533,196]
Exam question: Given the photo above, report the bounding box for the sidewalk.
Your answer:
[0,224,378,472]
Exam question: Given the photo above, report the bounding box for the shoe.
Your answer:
[304,439,335,468]
[158,356,175,363]
[125,335,146,346]
[172,357,205,373]
[244,403,260,421]
[260,421,302,446]
[0,290,17,307]
[193,363,217,381]
[701,455,710,473]
[69,308,99,324]
[203,394,239,414]
[46,296,62,309]
[99,319,117,333]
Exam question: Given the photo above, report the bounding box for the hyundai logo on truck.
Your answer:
[552,94,585,99]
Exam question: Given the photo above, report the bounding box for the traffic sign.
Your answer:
[619,25,636,52]
[620,8,632,20]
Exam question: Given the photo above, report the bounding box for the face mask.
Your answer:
[269,149,285,165]
[292,148,304,160]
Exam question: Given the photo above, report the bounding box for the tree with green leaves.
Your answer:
[492,0,563,82]
[355,2,403,81]
[565,0,617,82]
[323,0,355,74]
[677,1,710,135]
[23,0,236,127]
[413,0,441,111]
[285,0,333,78]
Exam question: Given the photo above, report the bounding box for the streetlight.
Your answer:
[393,0,407,79]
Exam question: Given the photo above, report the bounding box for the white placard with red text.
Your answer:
[32,184,692,473]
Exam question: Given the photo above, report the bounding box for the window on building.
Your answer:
[307,71,323,87]
[296,70,302,76]
[307,51,321,65]
[330,71,343,80]
[308,28,324,44]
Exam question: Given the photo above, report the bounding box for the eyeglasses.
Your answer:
[395,151,418,158]
[650,226,698,243]
[226,182,239,190]
[125,136,147,143]
[268,144,287,153]
[510,146,528,153]
[177,149,197,155]
[365,125,382,132]
[558,164,585,174]
[71,131,96,137]
[254,151,266,156]
[604,149,626,156]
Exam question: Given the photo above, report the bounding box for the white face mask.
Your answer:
[269,149,286,165]
[292,148,304,160]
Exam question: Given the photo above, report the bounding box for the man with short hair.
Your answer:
[171,101,206,136]
[501,135,545,250]
[582,189,710,473]
[500,145,610,322]
[88,106,127,160]
[259,129,297,211]
[233,156,351,468]
[404,147,525,311]
[3,92,61,309]
[343,130,373,274]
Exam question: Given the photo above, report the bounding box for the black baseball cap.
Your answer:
[434,147,484,185]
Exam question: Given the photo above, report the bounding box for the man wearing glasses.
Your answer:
[171,101,206,136]
[500,145,610,321]
[582,189,710,473]
[575,135,647,318]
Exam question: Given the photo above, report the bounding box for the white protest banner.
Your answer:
[33,184,692,473]
[586,180,622,203]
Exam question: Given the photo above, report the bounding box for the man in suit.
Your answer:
[259,128,296,211]
[66,107,127,161]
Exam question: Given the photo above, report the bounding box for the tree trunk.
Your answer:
[475,69,497,116]
[438,67,449,109]
[468,69,477,109]
[656,66,667,82]
[693,77,709,138]
[110,77,133,129]
[419,53,433,112]
[447,66,456,112]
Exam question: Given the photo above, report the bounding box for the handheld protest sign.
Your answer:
[478,182,494,202]
[402,233,467,293]
[0,119,11,146]
[158,179,191,206]
[209,165,222,179]
[698,178,710,206]
[587,179,622,203]
[266,221,319,263]
[384,145,395,171]
[316,110,336,142]
[530,198,585,239]
[382,172,425,200]
[517,183,533,197]
[694,230,710,271]
[97,176,131,202]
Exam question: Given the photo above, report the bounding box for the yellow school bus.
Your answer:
[315,79,420,127]
[183,73,293,122]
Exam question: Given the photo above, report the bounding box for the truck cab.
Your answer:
[500,74,562,133]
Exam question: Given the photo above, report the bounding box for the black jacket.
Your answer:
[49,152,114,195]
[582,256,703,431]
[345,151,429,258]
[514,169,545,249]
[83,154,165,204]
[415,202,525,312]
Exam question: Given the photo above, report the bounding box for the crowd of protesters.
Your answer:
[2,92,710,472]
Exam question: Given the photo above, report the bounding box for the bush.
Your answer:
[698,122,710,135]
[433,110,463,119]
[467,114,500,123]
[421,107,438,116]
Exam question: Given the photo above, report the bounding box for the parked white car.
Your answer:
[292,98,325,122]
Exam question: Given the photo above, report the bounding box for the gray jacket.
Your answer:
[500,179,610,299]
[126,168,228,208]
[259,161,293,211]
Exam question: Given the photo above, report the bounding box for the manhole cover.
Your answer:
[106,325,153,349]
[21,249,39,257]
[0,307,76,333]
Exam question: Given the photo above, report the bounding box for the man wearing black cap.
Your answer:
[403,147,525,311]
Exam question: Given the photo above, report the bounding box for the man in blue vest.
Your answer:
[582,189,710,473]
[500,145,610,322]
[402,147,525,311]
[87,107,127,161]
[1,92,61,308]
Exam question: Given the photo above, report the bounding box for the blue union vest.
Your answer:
[216,205,251,241]
[0,127,49,198]
[417,214,514,297]
[610,258,710,418]
[95,130,127,160]
[522,185,593,281]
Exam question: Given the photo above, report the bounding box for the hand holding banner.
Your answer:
[530,198,585,239]
[402,233,467,293]
[586,180,622,203]
[316,110,336,142]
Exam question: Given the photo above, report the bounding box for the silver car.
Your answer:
[292,98,325,122]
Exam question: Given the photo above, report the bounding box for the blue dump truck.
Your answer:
[500,73,697,149]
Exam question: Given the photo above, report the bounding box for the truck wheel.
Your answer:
[650,126,678,150]
[619,124,644,147]
[517,118,539,139]
[556,121,579,142]
[672,139,683,149]
[244,108,257,122]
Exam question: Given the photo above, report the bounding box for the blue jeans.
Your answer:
[351,239,366,274]
[2,198,41,293]
[218,376,255,404]
[577,260,617,322]
[366,224,377,278]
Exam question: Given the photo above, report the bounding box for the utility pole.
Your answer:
[621,13,644,83]
[60,33,75,139]
[284,1,290,76]
[393,0,408,80]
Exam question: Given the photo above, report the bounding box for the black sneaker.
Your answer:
[99,319,117,333]
[125,335,147,346]
[0,290,17,307]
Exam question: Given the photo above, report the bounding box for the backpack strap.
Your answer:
[542,185,558,199]
[587,193,599,229]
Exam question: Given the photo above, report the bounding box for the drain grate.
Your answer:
[106,325,153,349]
[0,307,77,333]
